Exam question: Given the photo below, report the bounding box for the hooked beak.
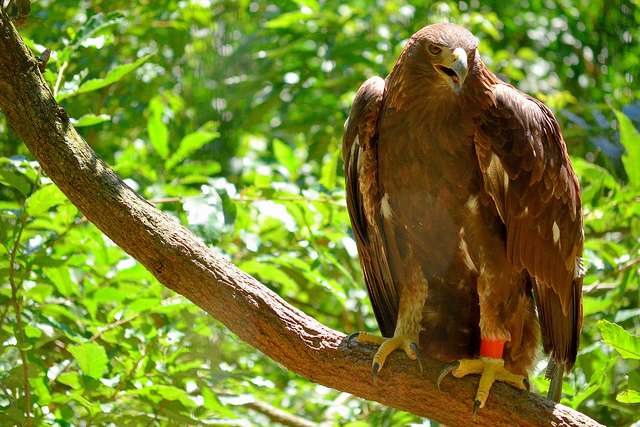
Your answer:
[434,47,468,95]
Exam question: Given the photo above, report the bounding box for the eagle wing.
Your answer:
[474,83,584,374]
[343,76,399,338]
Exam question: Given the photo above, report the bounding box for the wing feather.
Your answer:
[343,76,399,338]
[475,83,583,371]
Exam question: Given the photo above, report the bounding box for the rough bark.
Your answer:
[0,10,603,427]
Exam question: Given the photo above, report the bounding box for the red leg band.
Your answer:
[479,339,504,359]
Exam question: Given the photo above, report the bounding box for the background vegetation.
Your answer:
[1,0,639,425]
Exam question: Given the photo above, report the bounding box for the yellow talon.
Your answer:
[438,356,529,420]
[349,332,422,383]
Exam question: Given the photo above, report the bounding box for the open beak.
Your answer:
[434,47,468,95]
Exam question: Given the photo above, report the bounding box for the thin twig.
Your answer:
[88,295,181,342]
[145,399,167,427]
[584,256,640,293]
[88,313,141,342]
[53,60,68,98]
[0,303,11,329]
[0,381,16,408]
[213,388,323,427]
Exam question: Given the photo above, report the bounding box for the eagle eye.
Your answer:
[428,44,442,55]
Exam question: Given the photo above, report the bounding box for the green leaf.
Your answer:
[156,385,188,400]
[264,11,310,29]
[71,113,111,127]
[617,389,640,403]
[273,139,299,177]
[598,319,640,359]
[613,109,640,191]
[57,372,82,389]
[569,356,617,408]
[69,12,125,52]
[57,54,153,101]
[68,342,108,379]
[629,369,640,391]
[25,284,54,303]
[44,267,78,297]
[239,259,300,292]
[320,148,340,190]
[583,296,612,316]
[148,96,169,158]
[127,297,160,312]
[3,407,26,424]
[0,157,35,197]
[165,128,219,170]
[293,0,320,11]
[15,340,33,351]
[27,183,68,216]
[93,287,127,303]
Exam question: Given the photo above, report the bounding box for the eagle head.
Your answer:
[414,23,479,95]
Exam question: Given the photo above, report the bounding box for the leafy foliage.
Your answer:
[1,0,639,426]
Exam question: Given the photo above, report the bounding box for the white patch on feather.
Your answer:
[380,192,394,220]
[574,256,585,279]
[552,221,560,244]
[465,194,480,214]
[458,228,478,274]
[486,152,509,192]
[352,137,362,174]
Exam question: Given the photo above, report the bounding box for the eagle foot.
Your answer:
[437,356,529,421]
[348,332,422,384]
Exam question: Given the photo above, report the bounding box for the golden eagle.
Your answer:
[343,23,584,416]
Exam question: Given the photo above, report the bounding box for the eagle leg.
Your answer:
[348,332,422,384]
[437,340,529,421]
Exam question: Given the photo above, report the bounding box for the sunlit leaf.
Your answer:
[127,297,161,312]
[57,54,153,101]
[0,157,36,197]
[57,372,82,389]
[68,342,108,379]
[613,110,640,192]
[273,139,299,177]
[165,128,219,170]
[148,96,169,159]
[320,148,340,190]
[239,259,300,292]
[617,389,640,403]
[44,266,78,297]
[71,113,111,127]
[293,0,320,11]
[598,320,640,359]
[27,183,67,216]
[264,11,310,28]
[69,12,125,51]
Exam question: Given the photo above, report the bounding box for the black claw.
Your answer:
[347,332,361,343]
[372,362,380,386]
[437,361,460,390]
[523,377,531,392]
[473,399,481,422]
[409,342,423,372]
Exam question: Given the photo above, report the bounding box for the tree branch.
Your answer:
[0,11,602,427]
